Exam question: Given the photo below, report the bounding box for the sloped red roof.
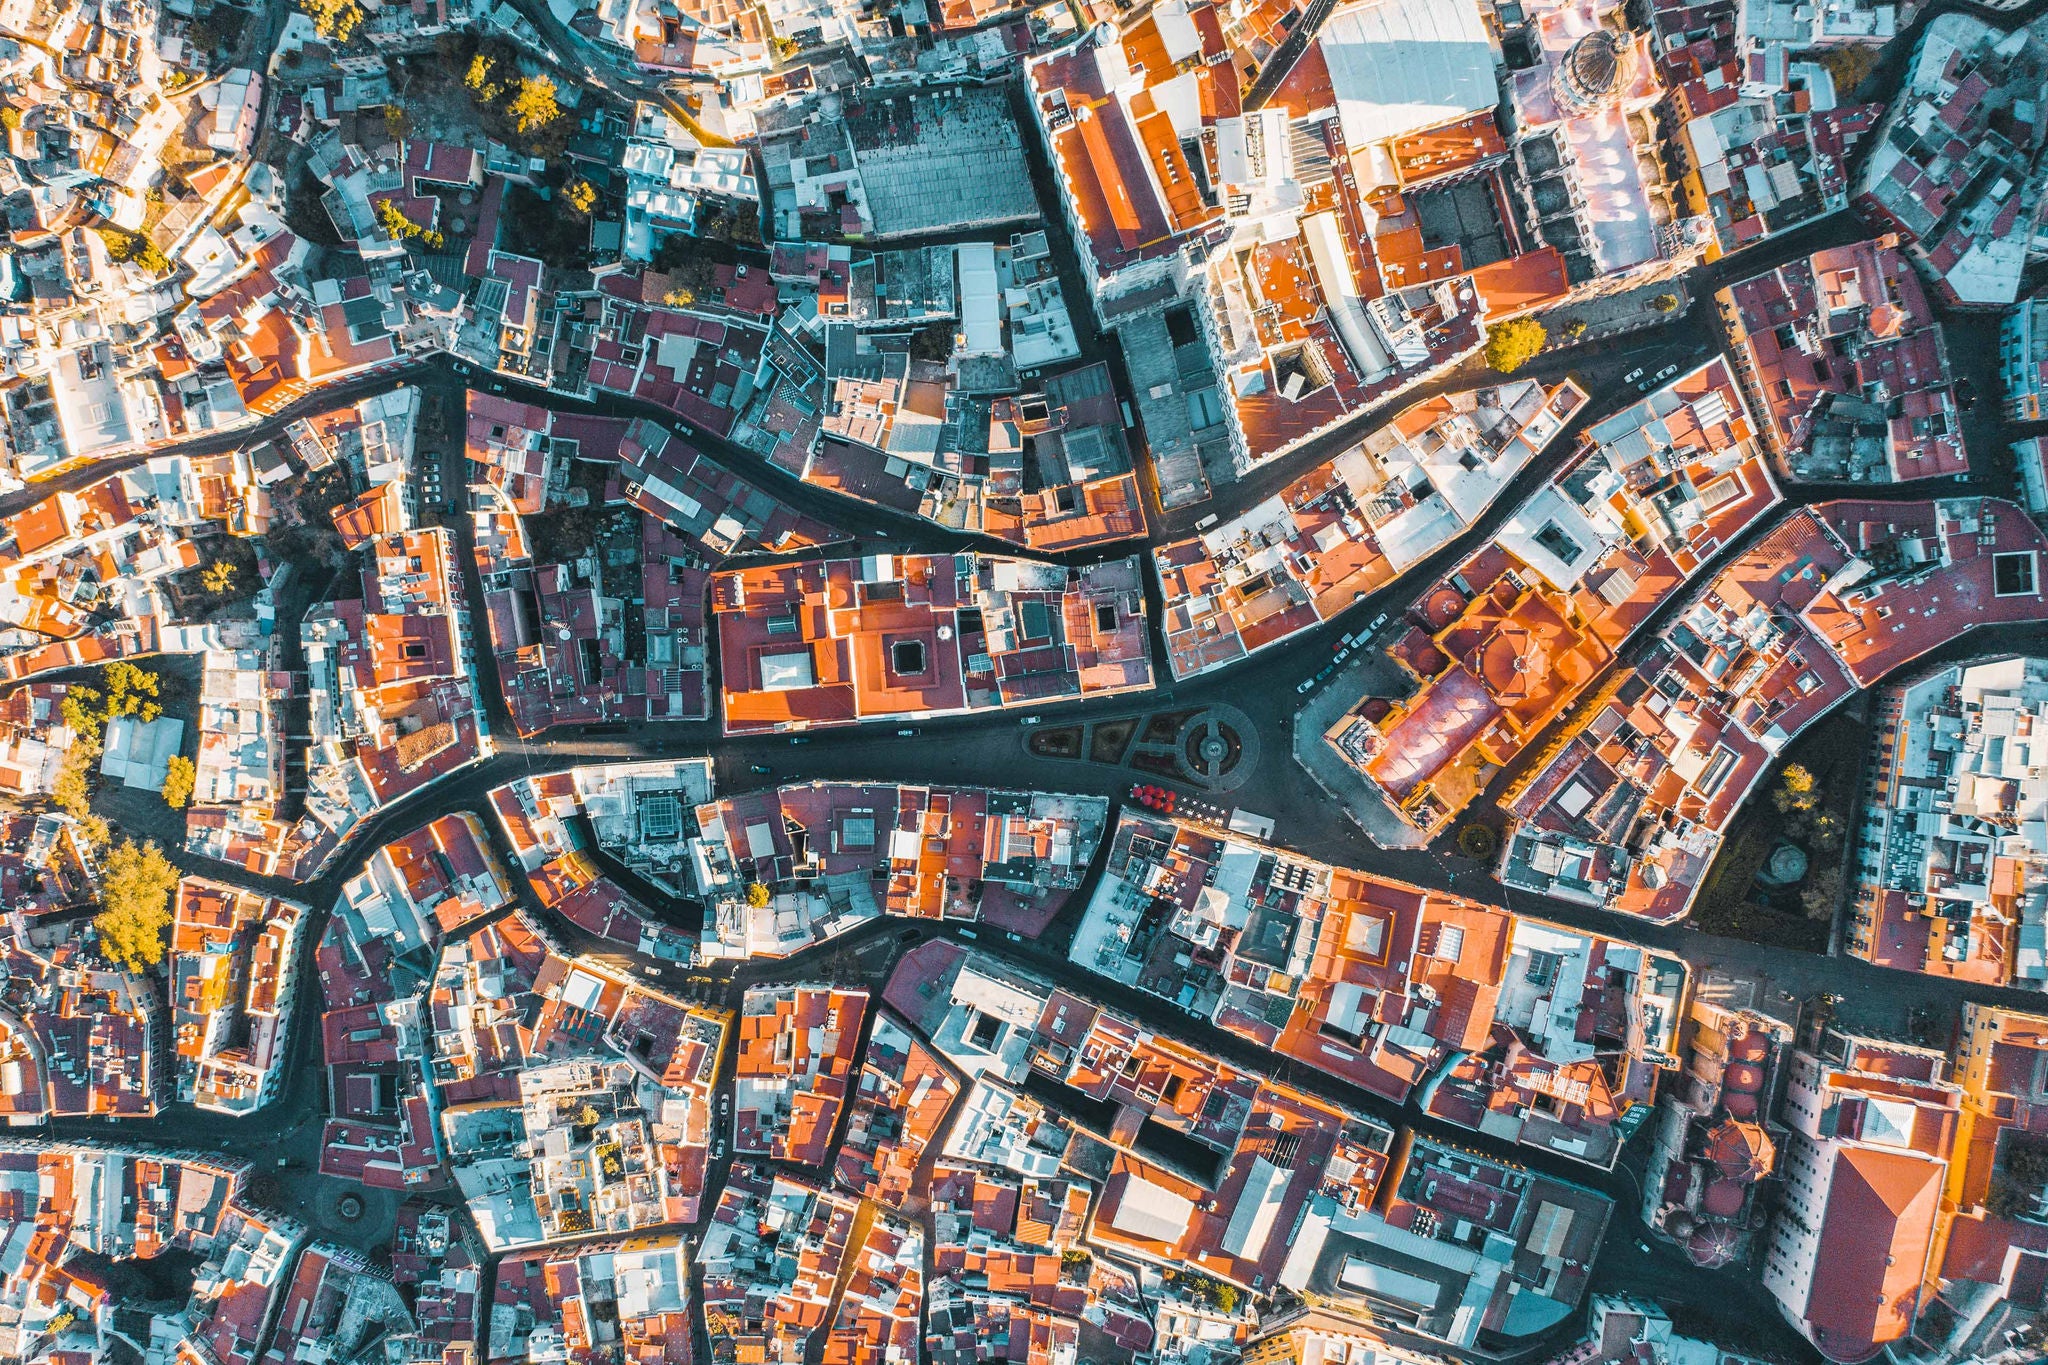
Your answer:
[1807,1145,1944,1362]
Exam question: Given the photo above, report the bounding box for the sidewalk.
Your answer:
[1536,279,1693,353]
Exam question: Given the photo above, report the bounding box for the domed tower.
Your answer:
[1555,29,1628,115]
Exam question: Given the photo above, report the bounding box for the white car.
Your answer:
[1297,678,1317,694]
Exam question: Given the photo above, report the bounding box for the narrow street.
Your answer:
[66,186,2047,1172]
[19,16,2048,1362]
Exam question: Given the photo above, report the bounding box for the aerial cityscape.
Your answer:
[6,0,2048,1361]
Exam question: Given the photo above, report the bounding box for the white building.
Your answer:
[1851,656,2048,987]
[2001,292,2048,422]
[201,69,264,155]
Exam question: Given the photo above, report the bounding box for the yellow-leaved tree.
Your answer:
[94,839,180,973]
[507,76,561,135]
[1483,318,1547,374]
[161,756,196,811]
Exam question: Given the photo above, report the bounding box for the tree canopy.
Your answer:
[103,662,162,720]
[161,756,195,811]
[94,227,169,275]
[457,47,568,156]
[299,0,365,42]
[1483,318,1547,374]
[52,749,93,821]
[377,199,445,251]
[465,54,503,102]
[65,663,163,745]
[1817,44,1880,100]
[1773,763,1819,813]
[1991,1137,2048,1218]
[94,839,180,973]
[508,76,561,135]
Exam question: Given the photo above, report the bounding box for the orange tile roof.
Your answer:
[1807,1145,1944,1360]
[1471,248,1572,318]
[330,483,405,551]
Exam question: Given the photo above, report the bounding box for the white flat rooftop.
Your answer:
[101,715,186,790]
[1319,0,1498,154]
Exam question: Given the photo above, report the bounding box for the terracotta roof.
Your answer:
[330,483,405,550]
[1807,1145,1943,1362]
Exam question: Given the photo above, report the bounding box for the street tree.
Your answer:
[1483,318,1547,373]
